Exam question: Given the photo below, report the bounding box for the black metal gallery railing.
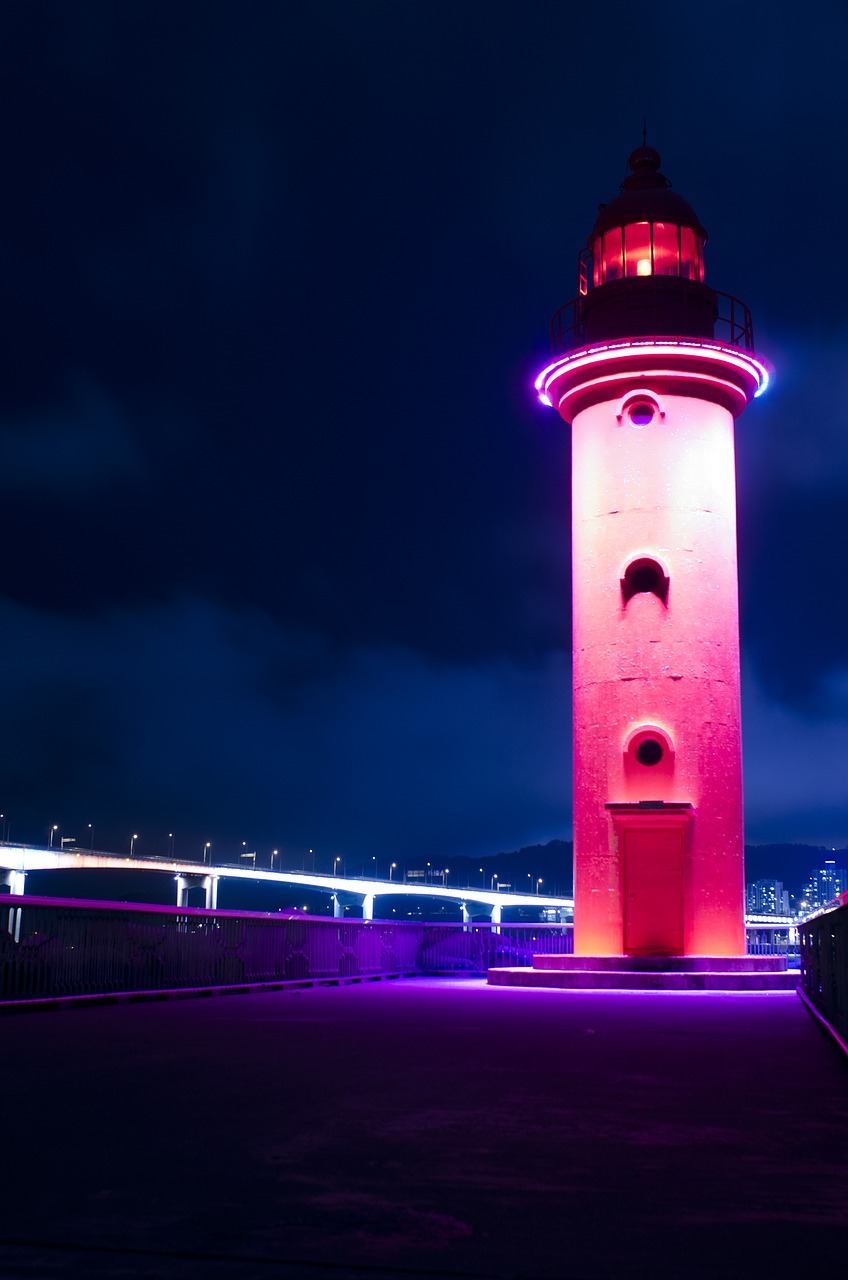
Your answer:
[550,287,754,355]
[799,896,848,1045]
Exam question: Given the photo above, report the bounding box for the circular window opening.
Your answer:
[636,738,664,766]
[627,401,656,427]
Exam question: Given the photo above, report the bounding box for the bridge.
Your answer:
[0,843,573,922]
[0,844,807,945]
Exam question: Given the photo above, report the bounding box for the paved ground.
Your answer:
[1,978,846,1279]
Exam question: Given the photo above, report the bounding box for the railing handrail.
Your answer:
[0,896,800,1005]
[799,897,847,1048]
[550,287,755,355]
[0,892,574,926]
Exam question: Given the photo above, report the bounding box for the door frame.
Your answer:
[606,803,694,957]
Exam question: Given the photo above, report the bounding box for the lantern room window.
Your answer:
[624,222,651,278]
[652,222,679,276]
[591,222,704,286]
[593,228,623,285]
[679,226,702,280]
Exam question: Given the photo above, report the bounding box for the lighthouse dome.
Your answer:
[590,147,707,245]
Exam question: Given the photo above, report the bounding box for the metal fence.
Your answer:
[799,897,848,1045]
[0,897,577,1001]
[550,287,755,355]
[746,925,799,966]
[0,896,805,1003]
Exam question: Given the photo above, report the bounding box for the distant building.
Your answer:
[746,879,790,916]
[802,862,848,911]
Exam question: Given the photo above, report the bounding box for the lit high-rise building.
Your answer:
[802,862,847,911]
[746,879,790,916]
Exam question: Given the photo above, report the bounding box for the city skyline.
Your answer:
[0,4,846,866]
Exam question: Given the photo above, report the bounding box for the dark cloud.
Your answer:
[0,1,845,856]
[0,377,147,492]
[0,595,571,859]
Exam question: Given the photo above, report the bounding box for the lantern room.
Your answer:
[550,145,755,352]
[588,147,706,287]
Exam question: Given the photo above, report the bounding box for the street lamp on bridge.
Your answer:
[203,842,211,865]
[48,824,58,848]
[390,862,397,881]
[130,834,138,858]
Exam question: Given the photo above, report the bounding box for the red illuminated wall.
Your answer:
[542,344,764,956]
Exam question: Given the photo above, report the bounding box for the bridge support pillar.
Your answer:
[0,870,26,896]
[176,874,218,910]
[462,902,472,924]
[333,890,374,919]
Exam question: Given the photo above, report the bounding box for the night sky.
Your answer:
[0,2,846,875]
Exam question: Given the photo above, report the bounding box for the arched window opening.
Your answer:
[623,724,676,773]
[621,557,669,605]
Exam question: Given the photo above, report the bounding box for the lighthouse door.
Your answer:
[623,825,684,956]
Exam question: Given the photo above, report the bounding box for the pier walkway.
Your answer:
[1,978,846,1279]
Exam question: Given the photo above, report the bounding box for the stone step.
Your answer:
[487,966,799,992]
[532,954,789,973]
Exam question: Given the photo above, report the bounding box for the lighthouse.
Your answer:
[536,146,769,961]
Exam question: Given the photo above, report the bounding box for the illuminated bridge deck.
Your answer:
[2,979,846,1280]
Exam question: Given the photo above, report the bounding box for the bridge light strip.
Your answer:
[534,339,770,403]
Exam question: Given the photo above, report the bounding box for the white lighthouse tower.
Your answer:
[489,145,794,990]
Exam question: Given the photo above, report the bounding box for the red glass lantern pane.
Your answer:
[680,226,703,281]
[602,228,623,282]
[592,237,602,287]
[652,222,680,276]
[624,222,652,277]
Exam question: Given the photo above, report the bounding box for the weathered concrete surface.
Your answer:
[1,979,846,1278]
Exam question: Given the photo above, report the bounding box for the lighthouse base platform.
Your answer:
[487,954,797,991]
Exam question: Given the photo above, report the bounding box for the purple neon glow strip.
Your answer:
[537,342,769,394]
[534,340,769,401]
